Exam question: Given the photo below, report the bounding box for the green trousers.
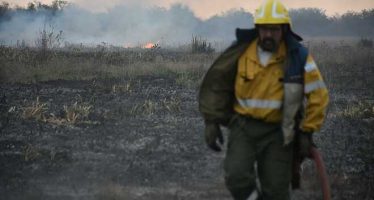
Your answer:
[224,115,293,200]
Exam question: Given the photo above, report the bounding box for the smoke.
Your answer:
[0,3,253,47]
[3,2,371,48]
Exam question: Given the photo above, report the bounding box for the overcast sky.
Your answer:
[8,0,374,19]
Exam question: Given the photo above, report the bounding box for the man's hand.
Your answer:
[204,122,224,152]
[298,131,314,158]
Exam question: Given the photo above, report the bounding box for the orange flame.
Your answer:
[144,42,155,49]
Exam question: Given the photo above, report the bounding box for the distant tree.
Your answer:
[22,1,67,14]
[168,4,200,30]
[289,8,331,36]
[202,8,253,39]
[51,0,68,12]
[339,9,374,36]
[0,2,10,22]
[27,2,36,11]
[0,1,9,12]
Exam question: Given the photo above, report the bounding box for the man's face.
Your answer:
[258,24,283,52]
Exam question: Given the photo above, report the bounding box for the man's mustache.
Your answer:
[262,38,276,46]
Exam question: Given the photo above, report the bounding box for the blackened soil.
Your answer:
[0,76,373,200]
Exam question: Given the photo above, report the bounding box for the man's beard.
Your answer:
[259,38,277,52]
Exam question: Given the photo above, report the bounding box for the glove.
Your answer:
[204,122,224,152]
[297,131,314,158]
[292,131,315,189]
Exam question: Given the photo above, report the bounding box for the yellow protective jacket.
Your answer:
[234,39,329,132]
[199,28,329,133]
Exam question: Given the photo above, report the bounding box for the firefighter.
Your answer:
[198,0,329,199]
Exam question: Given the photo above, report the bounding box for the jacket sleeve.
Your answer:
[198,42,249,125]
[300,54,329,132]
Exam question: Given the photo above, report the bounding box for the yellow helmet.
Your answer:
[254,0,291,25]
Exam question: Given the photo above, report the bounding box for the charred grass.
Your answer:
[0,41,373,199]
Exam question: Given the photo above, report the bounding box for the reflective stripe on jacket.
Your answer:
[301,55,329,132]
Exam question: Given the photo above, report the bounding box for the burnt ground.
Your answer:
[0,75,373,200]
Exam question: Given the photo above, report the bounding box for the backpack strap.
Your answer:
[298,46,309,84]
[284,45,309,84]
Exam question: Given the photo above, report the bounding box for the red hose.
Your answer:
[310,147,331,200]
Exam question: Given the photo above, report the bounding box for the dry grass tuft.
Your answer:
[129,97,181,116]
[45,113,67,126]
[162,97,181,112]
[130,100,158,116]
[23,144,41,161]
[340,101,374,119]
[63,102,92,124]
[112,82,132,93]
[22,97,47,121]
